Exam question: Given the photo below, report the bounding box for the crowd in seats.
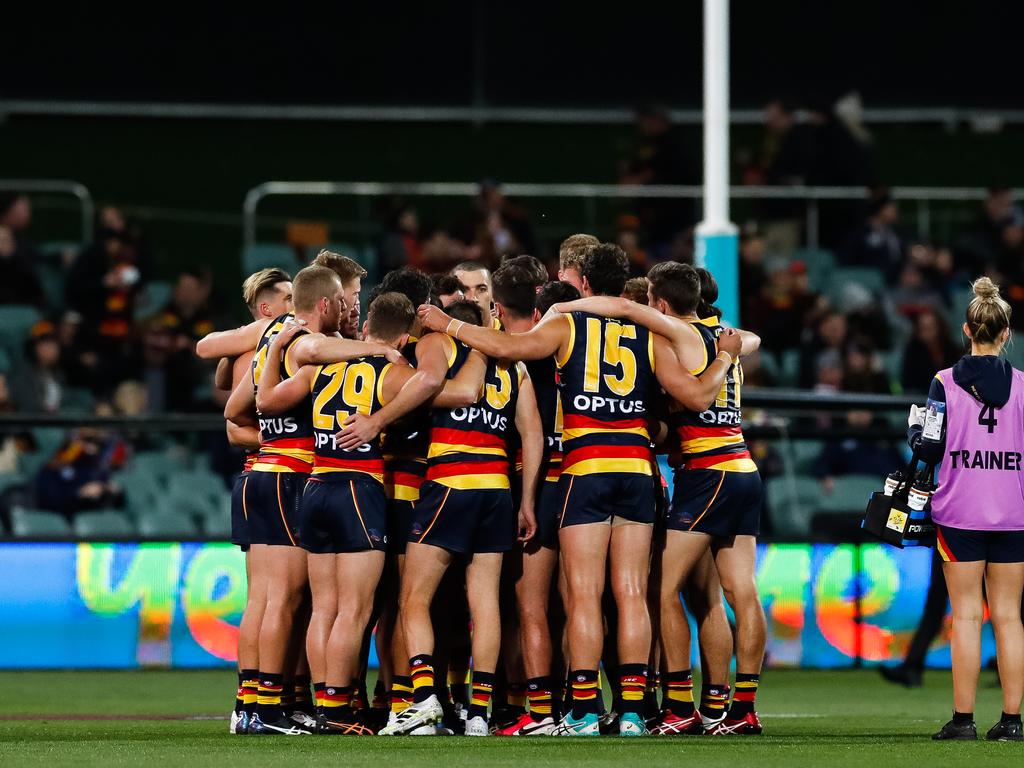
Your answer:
[2,96,1021,538]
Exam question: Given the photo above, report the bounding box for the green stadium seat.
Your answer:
[0,471,28,495]
[10,507,73,538]
[163,470,228,519]
[818,474,880,513]
[72,510,136,539]
[792,248,836,293]
[130,450,190,486]
[784,440,824,475]
[200,498,232,539]
[777,349,802,387]
[753,349,780,383]
[1004,341,1024,372]
[116,469,162,513]
[36,263,66,312]
[765,475,821,539]
[0,306,42,356]
[61,387,95,414]
[41,241,81,260]
[827,267,887,305]
[133,280,173,321]
[136,511,200,538]
[243,244,299,275]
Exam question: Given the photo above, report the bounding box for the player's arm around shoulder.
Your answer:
[418,303,566,362]
[434,348,487,409]
[196,318,271,359]
[255,323,315,414]
[653,330,739,412]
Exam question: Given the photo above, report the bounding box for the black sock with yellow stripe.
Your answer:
[293,674,313,713]
[322,685,352,719]
[256,672,284,719]
[468,671,495,721]
[507,681,527,716]
[234,672,246,714]
[410,655,435,704]
[699,681,729,721]
[618,663,647,716]
[391,676,414,714]
[372,679,387,710]
[570,670,600,718]
[526,676,553,722]
[313,682,326,716]
[241,670,259,716]
[662,670,695,717]
[728,673,759,717]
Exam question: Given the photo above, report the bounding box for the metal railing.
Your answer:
[243,180,1011,252]
[6,99,1024,128]
[0,179,94,243]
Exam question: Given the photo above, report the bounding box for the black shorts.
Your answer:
[668,469,762,537]
[231,472,250,551]
[408,481,515,555]
[936,524,1024,564]
[243,471,308,547]
[556,472,657,528]
[533,480,562,549]
[300,477,387,554]
[387,499,415,555]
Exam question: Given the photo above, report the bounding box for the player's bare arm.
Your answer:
[224,373,257,426]
[653,330,740,412]
[226,351,259,447]
[334,332,449,451]
[254,323,316,415]
[418,304,567,362]
[214,357,235,391]
[432,348,486,409]
[738,329,761,356]
[290,332,405,368]
[514,367,542,543]
[195,318,271,360]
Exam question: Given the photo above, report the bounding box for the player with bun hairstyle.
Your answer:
[910,278,1024,742]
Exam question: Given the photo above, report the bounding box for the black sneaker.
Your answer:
[879,665,923,689]
[249,712,315,735]
[986,720,1024,742]
[932,718,977,741]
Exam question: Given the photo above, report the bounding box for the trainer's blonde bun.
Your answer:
[967,277,1011,344]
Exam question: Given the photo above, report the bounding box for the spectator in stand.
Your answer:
[55,310,99,391]
[430,274,464,307]
[0,223,45,308]
[954,187,1023,276]
[66,210,149,389]
[451,180,538,269]
[35,420,127,519]
[812,408,904,492]
[161,268,217,345]
[744,100,810,252]
[10,321,64,413]
[134,315,199,412]
[379,203,424,272]
[615,214,649,276]
[842,339,891,394]
[889,262,948,319]
[749,259,822,354]
[901,309,961,394]
[799,311,848,388]
[839,189,905,278]
[738,227,768,321]
[620,104,700,253]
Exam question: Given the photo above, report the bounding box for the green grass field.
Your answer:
[0,669,1017,767]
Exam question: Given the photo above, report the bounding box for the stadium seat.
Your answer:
[61,387,95,414]
[827,267,887,305]
[136,511,199,538]
[163,470,228,520]
[72,510,136,539]
[117,469,162,513]
[36,262,66,312]
[785,440,824,475]
[753,349,781,383]
[1004,340,1024,371]
[777,349,802,387]
[0,306,42,357]
[818,474,880,513]
[129,450,190,486]
[949,287,974,343]
[133,280,173,321]
[792,248,836,293]
[10,507,73,538]
[200,498,232,539]
[0,471,28,496]
[765,475,822,539]
[243,244,299,275]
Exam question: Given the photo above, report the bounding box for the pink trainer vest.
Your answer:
[931,366,1024,530]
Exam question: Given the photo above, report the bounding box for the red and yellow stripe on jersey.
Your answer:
[251,314,315,473]
[525,356,563,483]
[671,316,756,473]
[310,355,393,483]
[381,336,430,502]
[242,451,257,473]
[557,311,656,477]
[426,341,521,491]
